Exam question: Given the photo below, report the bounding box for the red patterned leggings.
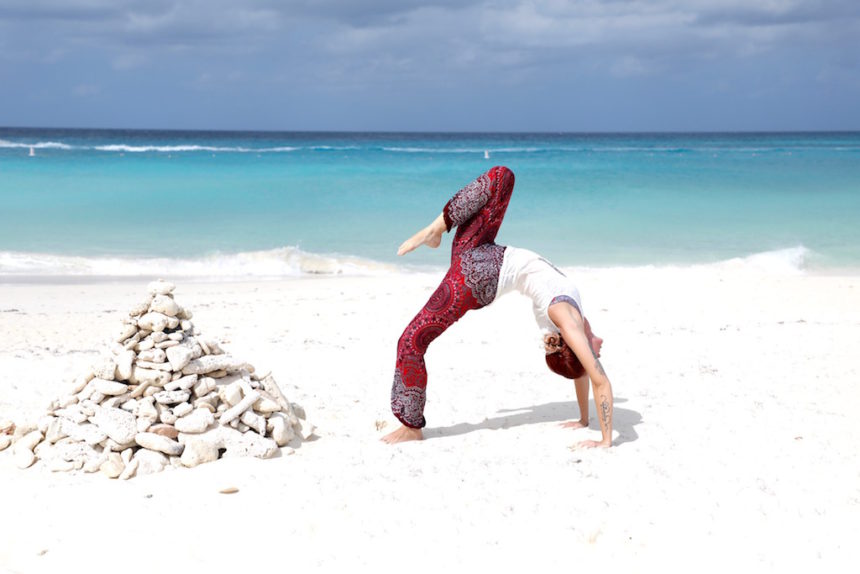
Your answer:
[391,166,515,428]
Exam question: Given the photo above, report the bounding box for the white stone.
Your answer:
[181,320,193,332]
[135,360,173,372]
[93,359,117,381]
[72,373,94,393]
[151,331,168,343]
[292,403,307,420]
[59,420,107,445]
[154,390,191,405]
[219,390,260,426]
[240,411,266,435]
[100,453,125,478]
[137,398,158,419]
[136,418,153,433]
[45,418,68,443]
[148,279,175,295]
[137,348,166,363]
[179,437,219,468]
[173,402,193,418]
[199,338,224,355]
[0,435,11,451]
[91,379,128,396]
[166,316,180,330]
[219,381,243,407]
[119,458,139,480]
[179,425,278,460]
[91,406,137,444]
[14,448,36,469]
[166,346,194,372]
[128,296,153,317]
[122,332,141,351]
[135,338,155,352]
[115,350,136,381]
[267,413,295,447]
[57,394,78,408]
[298,421,316,440]
[156,340,180,349]
[150,294,180,317]
[15,430,43,451]
[138,312,169,333]
[48,458,76,472]
[192,377,216,398]
[135,432,184,456]
[134,449,168,475]
[174,408,215,434]
[164,374,198,392]
[167,332,184,341]
[116,323,138,343]
[158,409,177,425]
[46,441,102,467]
[130,367,171,387]
[253,396,281,414]
[78,401,98,416]
[182,355,250,376]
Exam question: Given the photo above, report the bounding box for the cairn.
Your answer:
[2,280,313,479]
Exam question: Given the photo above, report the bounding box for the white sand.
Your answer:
[1,267,859,572]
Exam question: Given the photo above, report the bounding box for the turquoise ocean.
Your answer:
[1,128,858,278]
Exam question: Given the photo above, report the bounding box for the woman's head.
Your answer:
[544,336,586,379]
[543,319,602,380]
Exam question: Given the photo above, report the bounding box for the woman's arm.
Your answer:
[548,304,614,448]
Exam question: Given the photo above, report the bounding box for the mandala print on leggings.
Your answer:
[460,243,506,307]
[391,369,426,429]
[443,173,492,230]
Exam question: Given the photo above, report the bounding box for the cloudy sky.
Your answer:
[1,0,858,131]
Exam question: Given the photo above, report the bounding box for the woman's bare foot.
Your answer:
[397,213,445,256]
[381,425,424,444]
[570,439,611,450]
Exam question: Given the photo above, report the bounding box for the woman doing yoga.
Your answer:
[382,166,613,448]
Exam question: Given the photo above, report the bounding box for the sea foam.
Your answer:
[0,247,402,279]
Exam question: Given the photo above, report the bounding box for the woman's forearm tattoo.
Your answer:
[600,397,611,428]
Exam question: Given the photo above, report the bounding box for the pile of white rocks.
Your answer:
[1,280,313,479]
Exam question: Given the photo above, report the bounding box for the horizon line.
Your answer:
[2,125,860,136]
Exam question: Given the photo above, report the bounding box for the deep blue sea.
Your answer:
[1,128,858,277]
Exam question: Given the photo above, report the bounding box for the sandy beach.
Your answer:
[1,266,859,572]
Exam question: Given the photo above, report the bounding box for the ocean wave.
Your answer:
[0,247,402,278]
[380,146,543,153]
[714,245,811,274]
[558,246,815,276]
[93,144,299,153]
[0,139,74,150]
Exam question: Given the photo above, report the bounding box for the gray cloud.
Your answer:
[1,0,857,130]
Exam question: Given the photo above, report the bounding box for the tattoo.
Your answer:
[594,358,607,378]
[600,397,610,427]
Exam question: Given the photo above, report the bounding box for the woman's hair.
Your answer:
[544,334,586,379]
[544,319,598,380]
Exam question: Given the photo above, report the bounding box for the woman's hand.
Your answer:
[560,419,588,430]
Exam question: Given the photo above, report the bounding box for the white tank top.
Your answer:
[496,247,582,333]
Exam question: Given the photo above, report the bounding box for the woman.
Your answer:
[382,166,613,449]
